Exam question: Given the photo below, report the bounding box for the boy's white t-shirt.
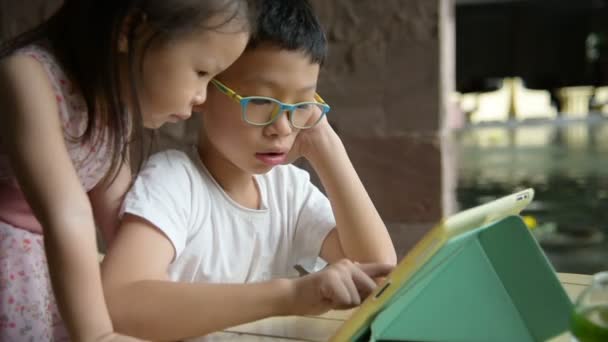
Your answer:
[123,149,335,283]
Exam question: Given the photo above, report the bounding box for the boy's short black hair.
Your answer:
[248,0,327,65]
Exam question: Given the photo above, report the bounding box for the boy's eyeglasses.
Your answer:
[210,79,330,129]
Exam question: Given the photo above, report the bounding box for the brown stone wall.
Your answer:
[312,0,442,134]
[310,0,454,255]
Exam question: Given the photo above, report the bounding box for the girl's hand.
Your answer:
[95,332,148,342]
[288,259,394,316]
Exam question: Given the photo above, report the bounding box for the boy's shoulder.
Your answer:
[265,163,312,186]
[144,148,199,175]
[148,148,190,163]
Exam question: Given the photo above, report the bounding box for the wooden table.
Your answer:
[200,273,592,342]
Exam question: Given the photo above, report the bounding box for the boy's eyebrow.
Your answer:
[297,85,318,92]
[249,77,318,93]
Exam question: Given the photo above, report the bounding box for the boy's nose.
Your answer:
[266,110,293,136]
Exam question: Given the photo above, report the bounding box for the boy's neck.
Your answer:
[197,144,261,210]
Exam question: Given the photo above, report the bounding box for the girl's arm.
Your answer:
[102,215,392,341]
[89,159,132,246]
[0,54,118,340]
[297,119,397,265]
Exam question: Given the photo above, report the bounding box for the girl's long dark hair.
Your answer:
[0,0,255,185]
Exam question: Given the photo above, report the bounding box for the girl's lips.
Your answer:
[255,152,287,166]
[169,113,190,121]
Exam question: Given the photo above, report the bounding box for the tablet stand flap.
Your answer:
[368,216,572,342]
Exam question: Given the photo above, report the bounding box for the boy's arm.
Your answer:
[299,119,397,265]
[102,214,294,340]
[102,215,391,341]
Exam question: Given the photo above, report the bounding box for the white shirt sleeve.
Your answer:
[122,150,195,260]
[290,166,336,272]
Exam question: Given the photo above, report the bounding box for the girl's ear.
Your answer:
[117,12,147,53]
[117,34,128,53]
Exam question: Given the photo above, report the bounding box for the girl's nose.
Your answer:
[193,86,207,106]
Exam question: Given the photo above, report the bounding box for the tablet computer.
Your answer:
[329,188,535,341]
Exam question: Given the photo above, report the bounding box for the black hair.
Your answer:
[247,0,326,65]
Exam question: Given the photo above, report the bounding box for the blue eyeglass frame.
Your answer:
[210,78,331,128]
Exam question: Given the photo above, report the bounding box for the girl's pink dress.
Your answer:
[0,43,114,341]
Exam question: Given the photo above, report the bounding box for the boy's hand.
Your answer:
[288,259,394,316]
[287,117,341,165]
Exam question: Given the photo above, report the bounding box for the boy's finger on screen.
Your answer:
[358,263,395,278]
[342,276,361,306]
[350,266,378,297]
[323,275,352,306]
[342,274,361,305]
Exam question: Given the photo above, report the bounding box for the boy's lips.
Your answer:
[255,151,288,166]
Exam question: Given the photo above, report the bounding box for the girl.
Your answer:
[0,0,253,341]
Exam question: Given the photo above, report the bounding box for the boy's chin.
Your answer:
[249,163,278,175]
[251,166,274,175]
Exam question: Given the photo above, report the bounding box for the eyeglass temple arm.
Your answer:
[214,78,327,109]
[314,93,328,104]
[212,79,242,102]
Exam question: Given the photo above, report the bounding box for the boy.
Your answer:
[102,1,396,340]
